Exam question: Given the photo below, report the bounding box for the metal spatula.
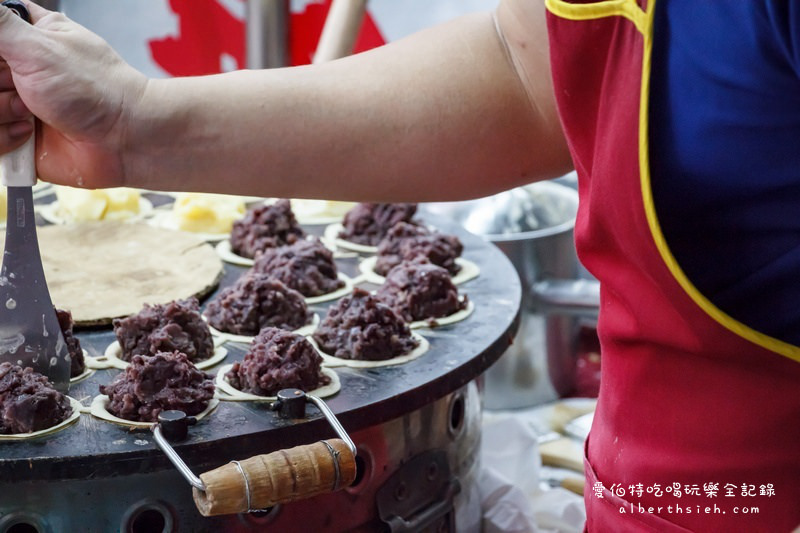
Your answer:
[0,1,70,392]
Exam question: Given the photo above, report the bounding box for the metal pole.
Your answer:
[246,0,289,69]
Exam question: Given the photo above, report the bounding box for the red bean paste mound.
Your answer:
[338,203,418,246]
[226,327,330,396]
[204,273,311,335]
[230,199,307,259]
[113,298,214,363]
[376,261,467,322]
[0,363,72,434]
[99,351,215,422]
[374,222,463,276]
[56,308,85,378]
[252,238,344,297]
[313,288,419,361]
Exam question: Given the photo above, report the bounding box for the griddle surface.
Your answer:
[0,212,520,481]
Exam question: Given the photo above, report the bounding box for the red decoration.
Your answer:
[149,0,246,76]
[149,0,385,77]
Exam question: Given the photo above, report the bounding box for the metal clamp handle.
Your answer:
[306,393,357,455]
[186,389,357,516]
[154,391,356,504]
[152,422,206,492]
[385,480,459,533]
[268,388,356,455]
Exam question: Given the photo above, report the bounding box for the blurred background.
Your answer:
[59,0,497,77]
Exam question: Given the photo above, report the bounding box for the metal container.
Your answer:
[422,178,600,408]
[0,383,482,533]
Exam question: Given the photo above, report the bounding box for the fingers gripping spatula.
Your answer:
[0,1,71,392]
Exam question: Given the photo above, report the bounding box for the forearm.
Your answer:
[126,8,570,201]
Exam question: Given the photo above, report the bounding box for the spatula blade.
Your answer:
[0,186,70,392]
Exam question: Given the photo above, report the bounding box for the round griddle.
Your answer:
[0,205,521,483]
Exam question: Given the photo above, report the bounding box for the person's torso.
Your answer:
[545,0,800,530]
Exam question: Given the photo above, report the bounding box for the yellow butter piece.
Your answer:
[104,188,141,219]
[291,199,355,219]
[55,187,109,221]
[54,186,142,222]
[173,193,246,234]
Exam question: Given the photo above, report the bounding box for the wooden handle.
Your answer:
[312,0,368,64]
[192,438,356,516]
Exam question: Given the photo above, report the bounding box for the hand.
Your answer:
[0,1,148,188]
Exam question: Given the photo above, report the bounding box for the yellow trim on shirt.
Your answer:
[547,0,800,362]
[545,0,647,33]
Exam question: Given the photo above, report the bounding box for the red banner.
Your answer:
[149,0,386,76]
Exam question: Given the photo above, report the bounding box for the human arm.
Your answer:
[0,0,571,201]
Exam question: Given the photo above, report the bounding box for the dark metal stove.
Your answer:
[0,212,521,533]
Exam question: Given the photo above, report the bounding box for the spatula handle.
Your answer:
[0,0,35,187]
[0,130,35,187]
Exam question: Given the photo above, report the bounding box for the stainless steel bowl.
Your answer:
[421,177,599,408]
